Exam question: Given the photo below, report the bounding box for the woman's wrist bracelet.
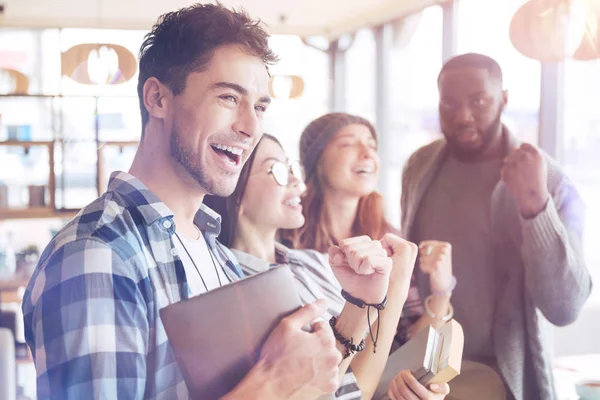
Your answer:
[431,275,457,297]
[424,294,454,322]
[329,316,366,359]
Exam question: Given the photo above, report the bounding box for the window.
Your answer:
[563,58,600,303]
[457,0,540,145]
[384,6,444,227]
[263,35,329,161]
[345,28,377,122]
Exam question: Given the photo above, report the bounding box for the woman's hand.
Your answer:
[329,236,392,305]
[388,370,450,400]
[418,241,453,293]
[380,233,418,297]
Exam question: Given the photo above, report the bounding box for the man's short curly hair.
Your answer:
[137,3,279,135]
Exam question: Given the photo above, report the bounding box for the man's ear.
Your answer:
[502,89,509,108]
[143,77,172,121]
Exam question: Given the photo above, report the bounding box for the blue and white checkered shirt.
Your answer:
[22,171,243,399]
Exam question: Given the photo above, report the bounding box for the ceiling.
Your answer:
[0,0,447,38]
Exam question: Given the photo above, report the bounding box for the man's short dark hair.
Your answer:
[438,53,503,87]
[137,3,279,136]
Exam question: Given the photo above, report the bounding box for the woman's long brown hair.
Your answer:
[280,132,394,253]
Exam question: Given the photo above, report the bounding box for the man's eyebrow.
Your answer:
[211,81,271,104]
[211,81,248,95]
[469,90,488,97]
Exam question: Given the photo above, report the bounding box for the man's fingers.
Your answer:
[503,150,521,166]
[285,299,328,328]
[520,142,539,154]
[311,319,329,333]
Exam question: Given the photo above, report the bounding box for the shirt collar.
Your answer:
[107,171,174,226]
[194,204,222,236]
[107,171,223,236]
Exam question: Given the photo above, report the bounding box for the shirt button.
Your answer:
[171,247,179,256]
[163,220,172,229]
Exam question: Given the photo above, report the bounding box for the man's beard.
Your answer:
[170,127,237,197]
[443,110,503,161]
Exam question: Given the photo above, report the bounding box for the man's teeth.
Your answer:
[285,197,301,206]
[213,144,243,155]
[354,167,374,174]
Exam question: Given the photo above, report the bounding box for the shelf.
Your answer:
[0,140,53,147]
[0,207,78,220]
[0,277,29,291]
[0,94,137,99]
[0,140,139,146]
[100,140,139,147]
[0,94,57,98]
[0,93,140,221]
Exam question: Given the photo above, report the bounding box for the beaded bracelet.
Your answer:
[431,275,457,297]
[424,294,454,322]
[329,316,366,359]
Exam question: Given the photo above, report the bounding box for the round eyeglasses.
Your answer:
[268,160,305,187]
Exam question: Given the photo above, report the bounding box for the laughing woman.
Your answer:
[282,113,456,399]
[204,133,450,400]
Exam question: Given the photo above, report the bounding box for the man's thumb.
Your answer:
[287,299,328,328]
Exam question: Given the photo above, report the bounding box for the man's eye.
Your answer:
[473,98,487,107]
[220,95,238,103]
[440,100,455,109]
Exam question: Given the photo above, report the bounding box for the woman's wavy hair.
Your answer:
[280,116,394,253]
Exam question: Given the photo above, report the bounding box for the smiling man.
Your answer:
[21,4,345,399]
[400,53,592,400]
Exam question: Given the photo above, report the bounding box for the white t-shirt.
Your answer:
[173,230,229,296]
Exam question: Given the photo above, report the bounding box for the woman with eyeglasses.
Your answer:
[278,113,454,400]
[204,133,448,400]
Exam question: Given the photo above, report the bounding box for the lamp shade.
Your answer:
[268,75,305,99]
[61,43,137,85]
[510,0,592,62]
[573,1,600,60]
[0,68,30,94]
[391,11,423,49]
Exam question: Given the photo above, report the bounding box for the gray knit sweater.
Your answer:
[400,129,592,400]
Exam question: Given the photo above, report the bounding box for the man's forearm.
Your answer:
[520,197,592,325]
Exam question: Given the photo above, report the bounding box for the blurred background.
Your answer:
[0,0,599,398]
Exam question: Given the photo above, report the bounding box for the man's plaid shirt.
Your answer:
[22,171,243,399]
